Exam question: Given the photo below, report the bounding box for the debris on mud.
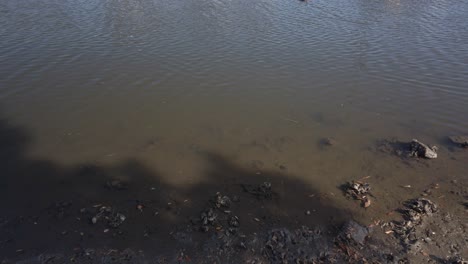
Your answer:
[409,139,438,159]
[241,182,273,200]
[196,192,240,235]
[449,135,468,148]
[388,198,438,253]
[200,208,218,232]
[344,181,372,208]
[402,198,438,221]
[214,193,231,208]
[82,206,126,228]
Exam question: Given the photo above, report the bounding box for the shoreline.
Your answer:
[1,120,467,263]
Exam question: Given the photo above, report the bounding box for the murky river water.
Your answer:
[1,0,468,217]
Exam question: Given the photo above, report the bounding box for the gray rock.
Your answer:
[410,139,438,159]
[340,220,369,245]
[449,135,468,148]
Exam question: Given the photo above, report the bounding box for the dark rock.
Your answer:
[340,220,369,245]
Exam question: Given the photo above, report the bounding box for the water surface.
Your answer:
[1,0,468,216]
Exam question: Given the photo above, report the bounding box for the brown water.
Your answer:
[1,0,468,218]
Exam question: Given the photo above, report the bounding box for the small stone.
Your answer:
[363,197,371,208]
[118,214,126,222]
[322,137,337,146]
[305,210,311,215]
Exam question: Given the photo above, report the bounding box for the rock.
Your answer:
[322,137,337,146]
[409,139,437,159]
[340,220,369,245]
[449,135,468,148]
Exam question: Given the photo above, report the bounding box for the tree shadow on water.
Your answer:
[0,115,354,262]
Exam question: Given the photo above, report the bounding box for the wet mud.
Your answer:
[0,118,467,263]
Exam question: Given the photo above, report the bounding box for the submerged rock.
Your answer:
[376,138,438,159]
[322,137,337,146]
[409,139,438,159]
[449,135,468,148]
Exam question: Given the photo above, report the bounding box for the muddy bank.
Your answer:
[1,174,467,263]
[1,120,467,263]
